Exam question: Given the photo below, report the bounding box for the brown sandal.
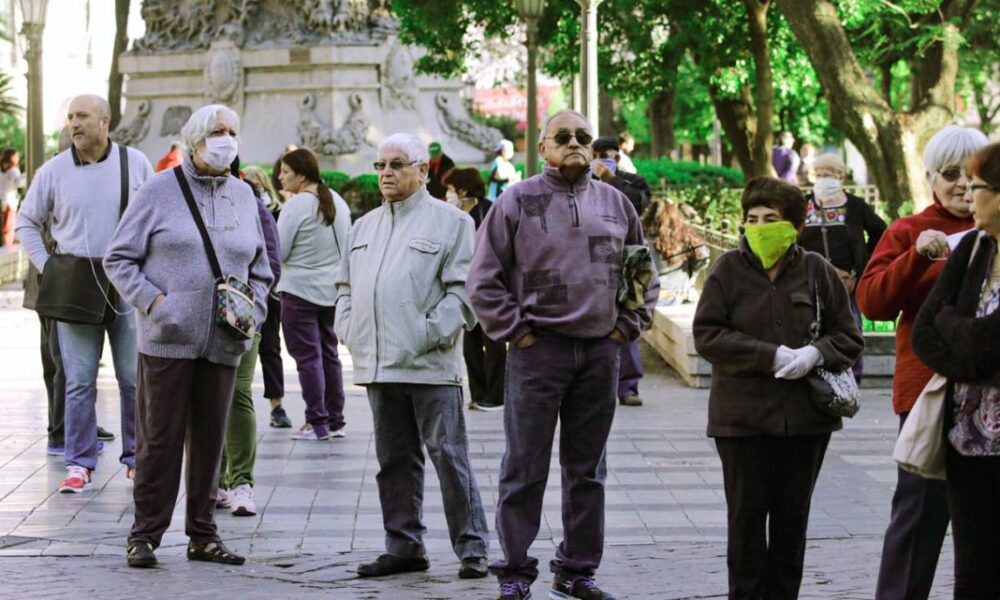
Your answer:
[186,540,245,565]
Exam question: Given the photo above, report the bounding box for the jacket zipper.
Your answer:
[371,210,395,377]
[568,192,580,227]
[201,182,217,357]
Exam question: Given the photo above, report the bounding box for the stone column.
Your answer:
[576,0,602,129]
[22,21,44,183]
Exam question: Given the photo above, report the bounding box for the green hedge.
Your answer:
[633,158,744,188]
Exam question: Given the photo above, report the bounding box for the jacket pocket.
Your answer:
[147,290,206,345]
[407,238,444,311]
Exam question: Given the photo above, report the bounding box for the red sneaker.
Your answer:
[59,466,92,493]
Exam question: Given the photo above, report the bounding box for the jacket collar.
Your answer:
[181,155,231,190]
[539,165,592,194]
[386,187,427,215]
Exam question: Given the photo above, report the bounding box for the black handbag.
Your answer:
[34,145,129,324]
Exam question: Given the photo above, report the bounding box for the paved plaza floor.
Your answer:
[0,284,953,599]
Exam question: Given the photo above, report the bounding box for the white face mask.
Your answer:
[445,190,462,207]
[814,176,843,201]
[200,135,238,172]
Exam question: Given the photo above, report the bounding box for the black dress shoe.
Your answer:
[458,556,489,579]
[357,553,429,577]
[126,541,157,568]
[97,426,116,441]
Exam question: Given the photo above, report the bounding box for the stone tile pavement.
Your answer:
[0,285,954,598]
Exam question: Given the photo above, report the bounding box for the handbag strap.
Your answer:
[806,252,823,343]
[173,166,224,281]
[118,144,129,218]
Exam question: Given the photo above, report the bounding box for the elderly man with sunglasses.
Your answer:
[468,110,658,600]
[334,133,490,581]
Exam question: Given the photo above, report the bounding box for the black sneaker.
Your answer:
[270,406,292,428]
[549,577,615,600]
[498,581,532,600]
[97,426,116,441]
[126,541,157,568]
[458,556,488,579]
[356,553,429,577]
[618,395,643,407]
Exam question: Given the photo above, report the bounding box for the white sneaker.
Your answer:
[215,487,232,509]
[329,427,347,439]
[290,424,330,441]
[230,483,256,517]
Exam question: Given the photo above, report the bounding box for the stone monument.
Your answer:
[113,0,502,174]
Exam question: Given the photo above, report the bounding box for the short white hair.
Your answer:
[540,109,592,138]
[378,133,429,164]
[181,104,241,153]
[923,125,988,175]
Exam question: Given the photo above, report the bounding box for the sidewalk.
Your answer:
[0,285,953,598]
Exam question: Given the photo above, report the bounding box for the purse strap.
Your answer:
[173,166,224,282]
[806,252,822,343]
[118,144,129,218]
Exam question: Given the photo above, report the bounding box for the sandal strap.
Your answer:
[190,541,239,560]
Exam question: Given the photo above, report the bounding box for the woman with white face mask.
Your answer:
[797,152,887,384]
[103,104,274,569]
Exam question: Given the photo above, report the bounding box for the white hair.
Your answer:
[378,133,429,164]
[181,104,241,153]
[923,125,988,175]
[540,109,592,137]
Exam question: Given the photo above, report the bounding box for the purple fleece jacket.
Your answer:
[467,166,658,343]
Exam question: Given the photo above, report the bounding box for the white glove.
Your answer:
[772,345,796,373]
[774,345,822,380]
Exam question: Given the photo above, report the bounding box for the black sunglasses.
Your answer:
[546,129,593,147]
[968,183,1000,193]
[939,167,969,183]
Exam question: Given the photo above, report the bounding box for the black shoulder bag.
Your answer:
[173,167,256,339]
[35,145,129,324]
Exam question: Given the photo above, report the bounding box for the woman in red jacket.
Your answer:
[856,125,988,600]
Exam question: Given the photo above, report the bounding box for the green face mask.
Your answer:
[744,221,798,269]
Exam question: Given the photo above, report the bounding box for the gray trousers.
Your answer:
[491,334,621,584]
[367,383,489,560]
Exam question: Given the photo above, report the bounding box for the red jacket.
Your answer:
[856,203,973,414]
[155,148,182,173]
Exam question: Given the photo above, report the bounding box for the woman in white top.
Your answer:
[1,148,26,247]
[276,148,351,440]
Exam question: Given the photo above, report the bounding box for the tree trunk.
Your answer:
[108,0,130,131]
[648,88,676,158]
[775,0,969,218]
[880,62,893,108]
[709,83,761,177]
[743,0,774,179]
[598,87,615,137]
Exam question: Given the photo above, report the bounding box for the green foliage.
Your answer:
[338,173,382,217]
[0,113,25,156]
[633,158,744,188]
[655,184,744,230]
[0,72,22,120]
[319,170,351,191]
[470,110,520,143]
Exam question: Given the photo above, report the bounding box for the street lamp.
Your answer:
[517,0,545,177]
[18,0,48,184]
[576,0,602,130]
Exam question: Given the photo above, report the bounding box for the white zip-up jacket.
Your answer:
[334,188,476,385]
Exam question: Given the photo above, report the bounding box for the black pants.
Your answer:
[258,294,284,400]
[946,445,1000,599]
[715,434,831,600]
[463,323,506,407]
[129,354,237,548]
[876,412,950,600]
[39,315,65,446]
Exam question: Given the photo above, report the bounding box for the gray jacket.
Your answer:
[334,188,476,385]
[103,159,273,367]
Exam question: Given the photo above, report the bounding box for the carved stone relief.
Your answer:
[298,93,373,156]
[160,106,193,137]
[381,43,416,110]
[110,100,152,146]
[434,93,502,155]
[204,41,244,110]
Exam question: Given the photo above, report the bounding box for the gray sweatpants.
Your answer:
[366,383,489,560]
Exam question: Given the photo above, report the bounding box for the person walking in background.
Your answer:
[277,148,351,441]
[243,165,291,428]
[468,110,657,600]
[694,176,864,600]
[335,133,489,580]
[215,159,283,517]
[16,94,152,493]
[911,141,1000,600]
[155,142,183,172]
[442,167,506,411]
[1,148,26,247]
[426,141,455,200]
[771,131,801,184]
[487,139,520,201]
[798,152,886,383]
[103,104,272,569]
[617,133,637,174]
[857,125,988,600]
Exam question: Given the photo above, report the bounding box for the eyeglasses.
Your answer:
[545,129,594,147]
[968,183,1000,193]
[939,167,970,183]
[373,159,419,172]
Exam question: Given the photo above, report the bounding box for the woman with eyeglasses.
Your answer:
[856,125,988,599]
[911,141,1000,599]
[276,148,351,441]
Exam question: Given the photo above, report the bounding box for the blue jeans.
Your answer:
[57,304,137,470]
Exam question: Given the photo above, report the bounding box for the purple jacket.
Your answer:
[254,193,281,291]
[467,166,658,343]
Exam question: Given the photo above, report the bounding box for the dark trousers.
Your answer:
[491,334,621,584]
[39,315,65,446]
[875,412,950,600]
[463,323,507,407]
[367,383,489,560]
[280,293,345,433]
[259,294,284,400]
[129,354,237,548]
[715,434,831,600]
[946,445,1000,600]
[617,340,643,399]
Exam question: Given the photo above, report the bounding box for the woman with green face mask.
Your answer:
[693,176,865,599]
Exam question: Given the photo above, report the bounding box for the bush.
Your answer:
[632,158,744,188]
[338,173,382,218]
[655,184,744,231]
